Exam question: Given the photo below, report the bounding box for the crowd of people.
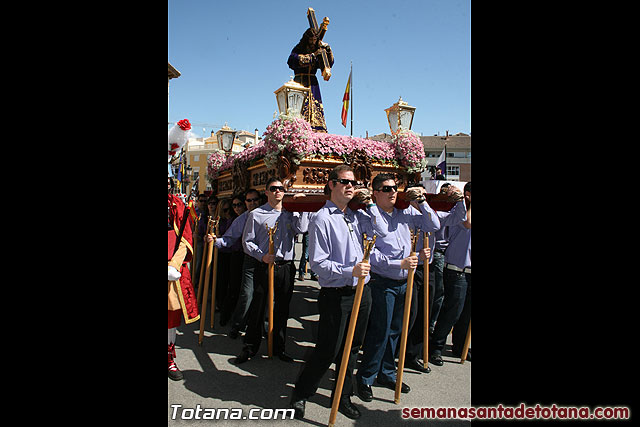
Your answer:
[167,164,471,421]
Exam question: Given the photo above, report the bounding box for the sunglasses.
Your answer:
[245,197,260,203]
[376,185,398,193]
[269,186,285,193]
[232,203,244,208]
[333,178,359,186]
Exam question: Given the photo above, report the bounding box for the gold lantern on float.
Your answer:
[217,124,238,157]
[385,97,416,135]
[274,78,311,118]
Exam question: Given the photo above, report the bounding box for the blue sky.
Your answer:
[168,0,470,139]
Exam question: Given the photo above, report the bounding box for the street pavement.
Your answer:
[169,243,470,426]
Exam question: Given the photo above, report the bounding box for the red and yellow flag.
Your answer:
[341,69,352,127]
[187,199,198,222]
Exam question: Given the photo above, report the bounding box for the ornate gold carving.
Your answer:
[302,167,330,185]
[232,160,250,194]
[343,149,372,187]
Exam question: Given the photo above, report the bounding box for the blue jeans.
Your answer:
[430,268,471,356]
[357,273,407,385]
[430,251,446,330]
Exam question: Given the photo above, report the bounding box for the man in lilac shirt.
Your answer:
[430,182,471,365]
[233,178,309,364]
[289,164,377,421]
[355,174,441,402]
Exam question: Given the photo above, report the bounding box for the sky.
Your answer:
[168,0,470,140]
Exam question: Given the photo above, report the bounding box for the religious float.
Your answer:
[206,8,455,212]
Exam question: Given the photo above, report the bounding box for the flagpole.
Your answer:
[350,62,353,137]
[444,143,447,180]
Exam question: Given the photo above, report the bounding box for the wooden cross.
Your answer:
[307,7,332,81]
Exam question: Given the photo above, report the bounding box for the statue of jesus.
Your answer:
[287,27,334,133]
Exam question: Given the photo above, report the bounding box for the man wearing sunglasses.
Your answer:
[355,173,441,402]
[234,178,309,364]
[289,164,384,421]
[205,189,262,339]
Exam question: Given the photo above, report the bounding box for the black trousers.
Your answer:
[406,266,437,360]
[293,285,372,401]
[242,260,295,355]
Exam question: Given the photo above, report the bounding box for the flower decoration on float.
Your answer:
[206,115,427,179]
[262,113,314,168]
[392,130,427,173]
[207,150,228,180]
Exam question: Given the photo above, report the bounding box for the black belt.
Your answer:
[274,260,293,266]
[321,285,357,294]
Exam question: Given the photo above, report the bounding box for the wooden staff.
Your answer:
[423,232,431,370]
[196,220,208,306]
[460,320,471,364]
[198,216,219,346]
[395,229,420,404]
[266,221,278,358]
[210,219,221,328]
[328,235,376,427]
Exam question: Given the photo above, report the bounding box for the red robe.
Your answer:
[168,194,199,327]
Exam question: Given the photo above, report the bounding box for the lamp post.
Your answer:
[217,124,238,157]
[274,78,311,118]
[384,97,416,135]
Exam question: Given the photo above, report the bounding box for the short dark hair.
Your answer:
[463,182,471,193]
[207,195,218,204]
[372,173,396,191]
[265,177,282,190]
[328,164,353,182]
[244,188,260,200]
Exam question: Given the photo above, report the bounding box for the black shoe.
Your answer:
[297,273,305,281]
[356,380,373,402]
[376,376,410,393]
[289,396,306,419]
[405,357,431,373]
[338,398,361,420]
[228,327,240,339]
[277,352,294,362]
[233,349,253,365]
[310,274,318,281]
[429,353,444,366]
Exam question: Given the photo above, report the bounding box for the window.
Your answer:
[446,165,460,179]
